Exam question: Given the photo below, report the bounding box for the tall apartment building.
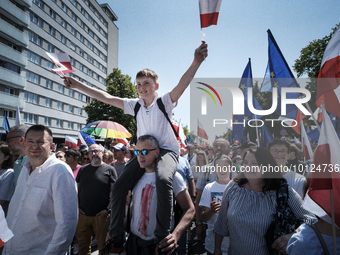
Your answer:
[0,0,118,141]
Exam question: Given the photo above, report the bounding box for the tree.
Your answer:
[84,68,138,138]
[293,24,339,112]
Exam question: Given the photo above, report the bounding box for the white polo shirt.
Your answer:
[124,92,180,155]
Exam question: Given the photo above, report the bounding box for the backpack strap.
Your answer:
[156,98,179,139]
[310,224,331,255]
[133,102,141,122]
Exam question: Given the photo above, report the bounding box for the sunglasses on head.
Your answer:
[134,148,157,156]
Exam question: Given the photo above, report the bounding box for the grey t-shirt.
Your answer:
[114,161,126,178]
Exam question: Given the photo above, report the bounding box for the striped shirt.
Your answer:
[214,181,317,255]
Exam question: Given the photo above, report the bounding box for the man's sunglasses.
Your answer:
[134,148,157,156]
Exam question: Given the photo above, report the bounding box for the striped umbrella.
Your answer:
[82,120,131,139]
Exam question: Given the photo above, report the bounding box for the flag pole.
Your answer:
[255,115,260,146]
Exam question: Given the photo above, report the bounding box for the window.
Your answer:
[80,21,85,29]
[49,9,56,19]
[46,61,53,69]
[87,42,93,50]
[33,0,44,9]
[78,63,83,71]
[28,31,42,46]
[94,73,99,80]
[71,0,77,7]
[46,79,52,89]
[68,105,73,113]
[95,48,100,56]
[47,44,55,53]
[49,26,55,36]
[69,89,74,97]
[60,18,67,28]
[88,15,94,25]
[44,117,51,126]
[45,98,51,107]
[78,108,82,115]
[80,35,84,43]
[100,77,105,84]
[56,119,63,128]
[95,23,100,31]
[88,30,94,38]
[78,93,82,101]
[26,71,40,84]
[70,58,75,66]
[29,12,43,27]
[4,87,15,95]
[95,61,100,68]
[61,2,67,13]
[87,55,93,64]
[24,113,38,124]
[27,51,41,65]
[57,84,64,93]
[87,69,92,77]
[67,121,73,129]
[24,92,39,104]
[102,66,107,74]
[0,60,20,73]
[70,42,76,51]
[76,123,81,130]
[57,102,63,110]
[81,8,85,15]
[71,27,76,36]
[60,35,66,44]
[71,13,77,22]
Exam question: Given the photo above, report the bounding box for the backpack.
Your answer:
[133,98,179,139]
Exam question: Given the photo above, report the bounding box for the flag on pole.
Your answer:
[188,135,195,144]
[116,138,130,147]
[304,104,340,227]
[15,106,21,126]
[199,0,222,28]
[233,59,263,142]
[172,120,188,147]
[301,124,313,161]
[78,131,96,147]
[260,125,274,148]
[261,30,304,134]
[316,26,340,118]
[197,119,208,140]
[309,107,323,123]
[46,52,75,74]
[2,112,10,134]
[65,136,78,148]
[0,206,13,247]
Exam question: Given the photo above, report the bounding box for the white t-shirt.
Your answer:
[199,181,230,254]
[124,92,180,155]
[130,172,186,240]
[283,170,306,197]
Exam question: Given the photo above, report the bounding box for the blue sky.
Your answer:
[97,0,340,135]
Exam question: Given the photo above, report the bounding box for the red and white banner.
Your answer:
[197,119,208,140]
[300,124,313,161]
[116,138,130,147]
[309,107,323,123]
[46,52,75,74]
[0,205,13,247]
[316,26,340,118]
[65,136,78,149]
[199,0,222,28]
[171,120,187,148]
[304,105,340,227]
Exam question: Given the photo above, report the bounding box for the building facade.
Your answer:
[0,0,118,140]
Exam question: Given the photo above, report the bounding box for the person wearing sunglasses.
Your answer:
[119,135,194,255]
[76,144,117,255]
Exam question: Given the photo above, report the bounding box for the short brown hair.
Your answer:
[136,68,158,83]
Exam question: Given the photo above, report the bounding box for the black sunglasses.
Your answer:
[134,148,157,156]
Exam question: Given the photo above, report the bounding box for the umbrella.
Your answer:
[82,120,132,139]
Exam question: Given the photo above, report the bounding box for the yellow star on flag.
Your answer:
[240,84,246,90]
[333,117,336,121]
[244,116,249,121]
[270,72,275,78]
[274,82,279,87]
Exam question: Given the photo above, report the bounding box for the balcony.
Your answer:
[0,67,26,88]
[0,19,29,47]
[0,92,25,109]
[0,43,27,67]
[0,0,30,26]
[15,0,32,8]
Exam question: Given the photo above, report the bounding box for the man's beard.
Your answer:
[91,158,101,165]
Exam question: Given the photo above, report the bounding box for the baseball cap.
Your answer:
[111,143,127,152]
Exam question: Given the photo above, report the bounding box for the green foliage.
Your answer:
[83,68,138,138]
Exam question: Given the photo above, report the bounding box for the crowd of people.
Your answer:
[0,40,339,255]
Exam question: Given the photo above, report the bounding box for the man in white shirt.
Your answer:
[3,125,78,255]
[124,135,195,255]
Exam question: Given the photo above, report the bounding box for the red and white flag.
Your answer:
[304,105,340,227]
[46,52,75,74]
[199,0,222,28]
[65,136,78,149]
[172,120,187,147]
[300,124,313,161]
[116,138,130,147]
[197,119,208,140]
[316,26,340,118]
[309,107,323,123]
[0,205,13,247]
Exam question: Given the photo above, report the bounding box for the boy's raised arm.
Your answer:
[170,41,208,104]
[62,76,124,110]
